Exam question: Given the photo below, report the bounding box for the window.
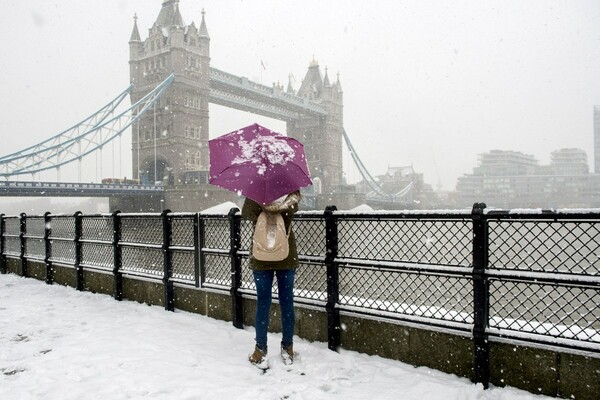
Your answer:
[185,150,201,170]
[185,126,202,139]
[187,56,198,69]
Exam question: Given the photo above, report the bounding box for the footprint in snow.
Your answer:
[12,334,29,342]
[2,368,26,376]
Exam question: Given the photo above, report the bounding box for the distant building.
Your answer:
[472,150,538,176]
[550,148,588,175]
[456,149,600,209]
[355,165,436,208]
[595,106,600,173]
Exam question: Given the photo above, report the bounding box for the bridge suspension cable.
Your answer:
[342,129,413,202]
[342,129,386,196]
[0,86,131,163]
[0,74,174,178]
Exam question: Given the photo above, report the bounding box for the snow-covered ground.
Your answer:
[0,274,555,400]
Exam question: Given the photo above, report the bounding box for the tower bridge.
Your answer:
[127,1,347,211]
[0,0,416,211]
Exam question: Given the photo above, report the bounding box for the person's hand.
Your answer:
[263,192,300,213]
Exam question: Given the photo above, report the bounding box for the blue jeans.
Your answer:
[253,269,295,350]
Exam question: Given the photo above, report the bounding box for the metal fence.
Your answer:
[1,204,598,388]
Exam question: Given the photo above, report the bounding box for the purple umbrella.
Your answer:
[209,123,312,205]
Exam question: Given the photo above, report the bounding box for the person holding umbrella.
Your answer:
[208,123,312,369]
[242,190,301,368]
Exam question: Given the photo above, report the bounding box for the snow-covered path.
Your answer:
[0,274,554,400]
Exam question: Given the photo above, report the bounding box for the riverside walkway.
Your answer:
[0,273,552,400]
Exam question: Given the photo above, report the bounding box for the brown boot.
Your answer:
[281,343,294,365]
[249,345,268,369]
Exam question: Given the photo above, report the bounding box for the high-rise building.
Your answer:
[594,106,600,173]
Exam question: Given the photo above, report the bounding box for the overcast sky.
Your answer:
[1,0,599,190]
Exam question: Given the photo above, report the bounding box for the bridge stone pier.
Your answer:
[121,0,354,212]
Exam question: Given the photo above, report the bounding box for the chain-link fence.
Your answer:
[1,205,598,385]
[81,214,113,271]
[486,212,600,345]
[333,211,474,330]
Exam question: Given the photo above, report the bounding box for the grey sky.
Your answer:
[1,0,599,190]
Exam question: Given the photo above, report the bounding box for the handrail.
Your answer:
[2,205,599,389]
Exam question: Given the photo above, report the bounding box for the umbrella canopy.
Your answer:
[209,123,312,205]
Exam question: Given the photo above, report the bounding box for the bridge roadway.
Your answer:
[0,181,164,197]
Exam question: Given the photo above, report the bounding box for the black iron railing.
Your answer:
[1,204,599,389]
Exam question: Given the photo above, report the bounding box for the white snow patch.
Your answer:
[200,201,239,214]
[0,274,555,400]
[232,135,295,174]
[348,204,374,212]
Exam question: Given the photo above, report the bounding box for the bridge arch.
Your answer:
[140,156,171,185]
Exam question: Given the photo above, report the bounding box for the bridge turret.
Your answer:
[199,9,210,40]
[286,74,295,94]
[129,15,143,85]
[167,3,186,50]
[155,0,181,27]
[130,14,142,43]
[171,1,184,26]
[198,9,210,76]
[195,10,211,171]
[335,72,343,93]
[321,69,343,103]
[297,58,323,100]
[323,67,331,87]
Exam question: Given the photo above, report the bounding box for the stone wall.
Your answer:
[109,194,164,213]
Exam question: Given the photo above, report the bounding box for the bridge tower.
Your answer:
[122,1,352,211]
[288,60,344,198]
[129,0,210,185]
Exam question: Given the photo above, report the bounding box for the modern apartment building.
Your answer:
[456,149,600,209]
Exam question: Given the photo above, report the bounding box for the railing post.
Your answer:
[112,210,123,301]
[44,212,53,284]
[325,205,340,351]
[74,211,83,291]
[0,213,5,274]
[472,202,490,388]
[162,210,174,311]
[195,214,203,288]
[19,212,27,277]
[228,207,243,329]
